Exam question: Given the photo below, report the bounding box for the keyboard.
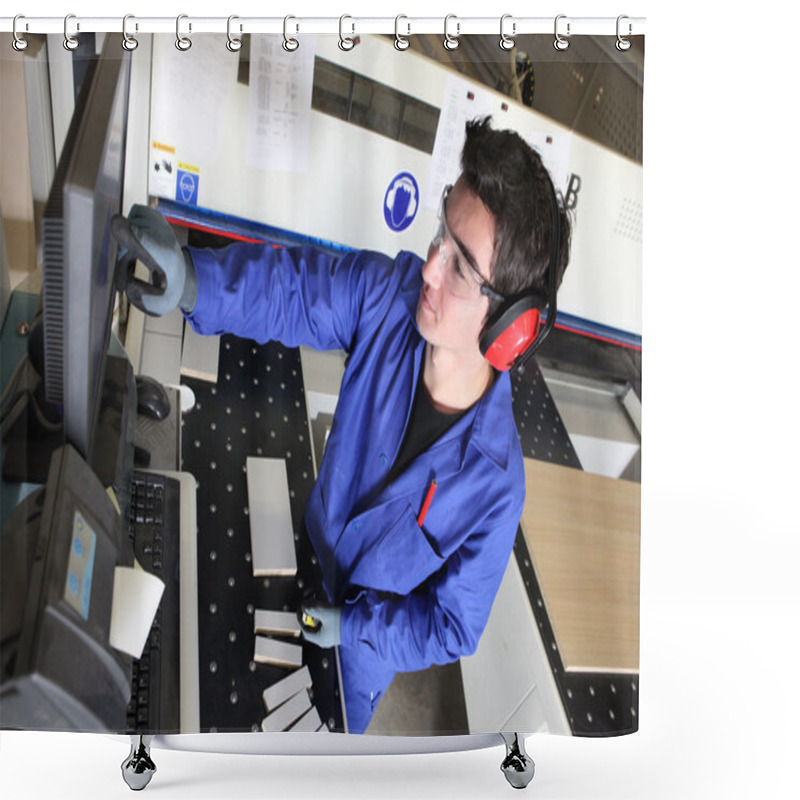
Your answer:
[125,471,182,734]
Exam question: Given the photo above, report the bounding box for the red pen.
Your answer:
[417,479,437,526]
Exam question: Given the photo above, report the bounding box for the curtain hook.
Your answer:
[554,14,570,51]
[443,14,460,51]
[283,15,299,52]
[12,15,29,52]
[176,14,192,51]
[500,14,515,51]
[64,13,79,51]
[227,15,242,52]
[616,15,632,51]
[122,15,139,51]
[339,14,355,51]
[394,15,410,51]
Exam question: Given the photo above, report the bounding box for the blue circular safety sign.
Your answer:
[384,172,419,233]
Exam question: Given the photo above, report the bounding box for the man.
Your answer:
[116,117,571,734]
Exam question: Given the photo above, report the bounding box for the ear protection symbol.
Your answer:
[385,173,419,232]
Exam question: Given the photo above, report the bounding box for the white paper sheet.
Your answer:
[425,74,498,210]
[246,36,316,173]
[109,565,165,659]
[150,34,239,169]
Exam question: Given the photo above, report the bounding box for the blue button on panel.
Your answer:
[68,573,79,595]
[73,537,84,558]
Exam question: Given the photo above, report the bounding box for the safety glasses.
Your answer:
[432,185,506,304]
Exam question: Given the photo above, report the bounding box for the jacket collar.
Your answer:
[362,353,514,515]
[467,368,515,472]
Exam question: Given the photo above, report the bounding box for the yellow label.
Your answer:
[152,141,176,153]
[178,162,200,173]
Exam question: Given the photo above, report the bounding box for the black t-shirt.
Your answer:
[384,363,465,487]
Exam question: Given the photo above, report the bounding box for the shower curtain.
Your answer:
[0,19,643,742]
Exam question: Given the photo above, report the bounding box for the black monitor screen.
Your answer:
[42,37,131,462]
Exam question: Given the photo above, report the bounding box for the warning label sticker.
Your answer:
[149,141,177,200]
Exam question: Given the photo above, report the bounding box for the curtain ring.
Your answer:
[394,15,410,51]
[499,14,515,51]
[339,15,355,51]
[227,15,242,52]
[63,13,79,51]
[122,15,139,51]
[176,14,192,51]
[283,15,299,51]
[616,15,632,51]
[443,14,460,51]
[553,14,570,51]
[12,15,29,52]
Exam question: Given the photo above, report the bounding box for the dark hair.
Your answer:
[460,116,572,320]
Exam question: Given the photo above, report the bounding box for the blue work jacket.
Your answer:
[185,243,525,684]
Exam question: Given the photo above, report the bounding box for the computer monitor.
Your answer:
[41,35,132,464]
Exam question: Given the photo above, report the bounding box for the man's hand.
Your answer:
[111,205,197,316]
[300,606,342,649]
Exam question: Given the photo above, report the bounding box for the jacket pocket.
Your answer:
[372,503,445,595]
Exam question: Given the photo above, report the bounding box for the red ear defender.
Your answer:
[480,294,545,372]
[480,178,563,372]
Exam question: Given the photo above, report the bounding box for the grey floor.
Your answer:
[365,661,469,736]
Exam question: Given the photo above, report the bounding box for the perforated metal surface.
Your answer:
[573,59,644,163]
[518,35,644,164]
[512,359,582,467]
[614,195,644,244]
[408,34,644,165]
[180,336,344,734]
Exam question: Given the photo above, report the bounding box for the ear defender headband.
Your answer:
[479,181,561,372]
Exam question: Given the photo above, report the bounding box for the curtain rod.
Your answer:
[1,15,646,38]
